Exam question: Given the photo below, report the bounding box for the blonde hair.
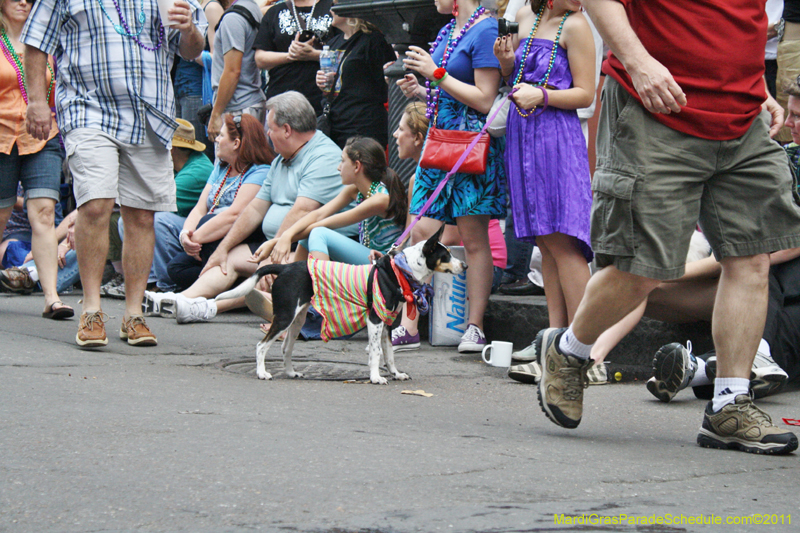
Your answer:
[350,17,377,34]
[403,101,430,139]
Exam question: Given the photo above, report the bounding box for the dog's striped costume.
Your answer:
[308,258,399,342]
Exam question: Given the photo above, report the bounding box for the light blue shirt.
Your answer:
[256,131,356,239]
[22,0,208,147]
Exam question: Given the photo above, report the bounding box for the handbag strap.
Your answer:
[391,87,518,250]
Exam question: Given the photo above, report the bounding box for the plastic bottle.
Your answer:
[319,45,336,91]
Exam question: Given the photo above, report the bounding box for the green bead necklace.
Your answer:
[1,28,55,106]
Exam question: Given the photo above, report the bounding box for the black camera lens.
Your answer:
[498,18,519,37]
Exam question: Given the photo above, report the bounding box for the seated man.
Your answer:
[150,91,355,322]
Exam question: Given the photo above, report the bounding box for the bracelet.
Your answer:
[179,229,189,241]
[430,71,448,87]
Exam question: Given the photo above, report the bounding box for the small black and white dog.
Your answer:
[215,225,466,384]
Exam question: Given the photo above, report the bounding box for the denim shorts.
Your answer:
[0,137,63,208]
[591,77,800,280]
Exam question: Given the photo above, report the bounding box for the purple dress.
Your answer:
[505,38,593,261]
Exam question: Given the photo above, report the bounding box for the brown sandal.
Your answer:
[42,301,75,320]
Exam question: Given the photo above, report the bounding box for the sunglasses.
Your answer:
[8,0,36,4]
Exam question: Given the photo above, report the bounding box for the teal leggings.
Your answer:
[301,227,371,265]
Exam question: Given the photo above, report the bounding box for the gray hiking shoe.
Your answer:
[536,328,593,429]
[646,341,697,402]
[697,394,798,455]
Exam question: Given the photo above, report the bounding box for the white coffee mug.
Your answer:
[481,341,513,368]
[156,0,178,27]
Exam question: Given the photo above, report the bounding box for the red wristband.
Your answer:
[433,67,446,80]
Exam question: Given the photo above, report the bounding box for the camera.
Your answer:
[497,18,519,37]
[298,29,315,42]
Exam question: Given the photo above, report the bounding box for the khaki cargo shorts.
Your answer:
[591,77,800,280]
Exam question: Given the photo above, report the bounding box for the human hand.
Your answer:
[368,250,384,263]
[169,0,195,32]
[763,93,785,138]
[316,70,334,92]
[511,83,545,110]
[270,236,293,264]
[288,34,317,62]
[493,35,516,77]
[207,112,222,143]
[57,243,69,268]
[66,226,76,250]
[249,239,277,263]
[255,262,276,292]
[397,74,421,99]
[181,230,203,255]
[403,46,437,80]
[201,246,229,276]
[627,55,686,114]
[25,100,52,140]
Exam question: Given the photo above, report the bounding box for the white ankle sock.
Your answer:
[689,358,711,387]
[558,328,592,360]
[26,265,39,283]
[712,377,749,411]
[206,300,218,320]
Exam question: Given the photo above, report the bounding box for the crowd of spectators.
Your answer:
[2,0,799,454]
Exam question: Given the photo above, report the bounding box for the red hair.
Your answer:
[224,114,275,172]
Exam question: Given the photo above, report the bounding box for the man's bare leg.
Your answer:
[75,198,115,313]
[120,206,155,321]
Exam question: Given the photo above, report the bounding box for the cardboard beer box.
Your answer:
[429,246,469,346]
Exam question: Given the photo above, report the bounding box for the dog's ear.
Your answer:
[422,223,446,255]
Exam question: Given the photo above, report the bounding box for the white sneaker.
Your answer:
[750,350,789,398]
[512,342,538,362]
[142,291,177,317]
[175,295,218,324]
[458,324,487,353]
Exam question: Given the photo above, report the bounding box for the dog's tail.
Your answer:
[213,264,290,303]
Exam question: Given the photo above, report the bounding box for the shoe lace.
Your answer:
[84,311,109,331]
[463,325,484,343]
[392,326,407,341]
[736,397,774,426]
[189,300,211,320]
[559,360,591,401]
[126,315,148,330]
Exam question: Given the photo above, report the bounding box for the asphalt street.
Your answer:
[2,292,799,533]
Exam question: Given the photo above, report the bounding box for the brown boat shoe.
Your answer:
[76,311,109,348]
[120,315,158,346]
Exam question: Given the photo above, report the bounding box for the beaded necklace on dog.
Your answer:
[513,5,571,117]
[208,166,245,214]
[1,29,55,105]
[356,180,380,249]
[424,6,485,124]
[96,0,165,52]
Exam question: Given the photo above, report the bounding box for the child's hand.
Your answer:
[250,239,277,263]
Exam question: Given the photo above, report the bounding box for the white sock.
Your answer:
[26,265,39,283]
[757,338,771,358]
[206,300,218,320]
[712,377,749,411]
[558,328,592,360]
[689,358,711,387]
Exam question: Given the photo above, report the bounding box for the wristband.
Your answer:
[433,67,446,80]
[179,229,189,241]
[431,71,449,87]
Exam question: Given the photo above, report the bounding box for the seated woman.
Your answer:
[172,136,408,323]
[142,114,273,313]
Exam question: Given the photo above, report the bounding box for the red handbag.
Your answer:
[419,127,490,175]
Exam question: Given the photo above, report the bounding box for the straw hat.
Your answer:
[172,118,206,152]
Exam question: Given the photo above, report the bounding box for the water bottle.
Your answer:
[319,46,336,91]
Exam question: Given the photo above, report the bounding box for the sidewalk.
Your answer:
[1,292,797,532]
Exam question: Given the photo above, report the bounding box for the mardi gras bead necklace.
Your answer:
[96,0,165,52]
[1,29,55,105]
[513,4,571,117]
[357,180,381,248]
[424,6,485,124]
[208,166,245,214]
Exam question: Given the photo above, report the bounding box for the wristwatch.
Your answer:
[777,18,786,42]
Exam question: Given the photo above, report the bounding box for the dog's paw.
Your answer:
[393,372,411,381]
[286,371,304,379]
[257,370,273,380]
[370,375,389,385]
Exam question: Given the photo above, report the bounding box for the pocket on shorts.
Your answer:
[591,169,638,257]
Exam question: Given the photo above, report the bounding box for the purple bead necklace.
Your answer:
[100,0,164,52]
[1,29,55,105]
[425,6,486,124]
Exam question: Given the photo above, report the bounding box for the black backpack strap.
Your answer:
[215,4,259,32]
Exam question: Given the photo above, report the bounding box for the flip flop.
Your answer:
[42,301,75,320]
[245,289,273,321]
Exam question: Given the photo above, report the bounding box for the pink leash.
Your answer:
[391,87,518,250]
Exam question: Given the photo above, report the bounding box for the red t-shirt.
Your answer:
[602,0,768,141]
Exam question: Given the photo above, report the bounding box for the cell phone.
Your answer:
[298,30,315,42]
[497,18,519,37]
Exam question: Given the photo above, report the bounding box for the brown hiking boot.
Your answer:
[697,394,798,455]
[120,315,158,346]
[536,328,594,429]
[0,267,35,294]
[76,311,109,347]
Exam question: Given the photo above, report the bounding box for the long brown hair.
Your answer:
[344,136,408,228]
[224,114,275,172]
